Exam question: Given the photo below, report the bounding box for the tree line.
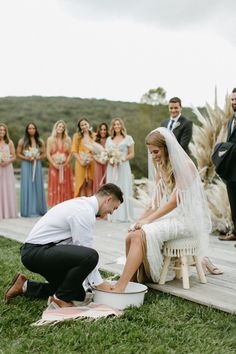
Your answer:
[0,96,200,177]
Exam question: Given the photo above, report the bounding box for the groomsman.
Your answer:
[218,88,236,242]
[161,97,193,154]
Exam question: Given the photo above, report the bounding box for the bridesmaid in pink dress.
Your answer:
[47,120,74,207]
[0,123,18,219]
[93,122,109,194]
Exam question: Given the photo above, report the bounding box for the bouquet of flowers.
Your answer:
[79,151,93,182]
[52,152,67,183]
[106,146,126,182]
[24,147,40,159]
[106,146,125,165]
[53,152,66,165]
[23,147,40,182]
[0,151,10,163]
[80,152,93,166]
[84,142,109,164]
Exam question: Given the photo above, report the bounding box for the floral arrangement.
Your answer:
[173,121,181,130]
[53,152,66,165]
[85,142,125,165]
[23,147,40,159]
[84,142,108,164]
[84,142,125,182]
[80,152,92,166]
[106,146,125,165]
[23,147,40,182]
[52,152,67,183]
[0,151,10,163]
[79,151,93,182]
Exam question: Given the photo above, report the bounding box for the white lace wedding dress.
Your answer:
[141,181,191,283]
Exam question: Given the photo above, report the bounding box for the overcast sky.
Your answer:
[0,0,236,107]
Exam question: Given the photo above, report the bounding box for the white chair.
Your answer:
[159,238,206,289]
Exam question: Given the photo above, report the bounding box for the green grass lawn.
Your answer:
[0,236,236,354]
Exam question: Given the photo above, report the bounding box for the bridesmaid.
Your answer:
[17,122,47,217]
[93,122,109,194]
[71,117,95,197]
[47,120,74,207]
[105,117,135,222]
[0,123,18,219]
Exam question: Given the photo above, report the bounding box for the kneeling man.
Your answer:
[5,183,123,307]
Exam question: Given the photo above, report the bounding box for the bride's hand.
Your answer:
[134,221,144,229]
[128,223,136,232]
[134,218,150,229]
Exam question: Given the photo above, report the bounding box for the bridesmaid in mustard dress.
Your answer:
[71,118,95,197]
[47,120,74,207]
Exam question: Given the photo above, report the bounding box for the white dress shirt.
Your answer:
[25,196,103,286]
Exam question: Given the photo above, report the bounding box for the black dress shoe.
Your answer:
[218,233,236,241]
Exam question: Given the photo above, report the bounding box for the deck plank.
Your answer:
[0,216,235,315]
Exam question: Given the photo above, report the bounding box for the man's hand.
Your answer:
[95,281,112,291]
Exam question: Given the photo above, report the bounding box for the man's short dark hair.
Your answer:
[169,97,182,107]
[232,88,236,94]
[96,183,123,203]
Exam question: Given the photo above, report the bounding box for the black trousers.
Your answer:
[21,243,99,302]
[226,181,236,235]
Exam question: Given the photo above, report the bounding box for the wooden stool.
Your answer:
[159,238,207,289]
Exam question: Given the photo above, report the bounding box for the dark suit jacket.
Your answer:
[161,115,193,154]
[226,117,236,181]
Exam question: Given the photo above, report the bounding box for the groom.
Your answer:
[161,97,193,155]
[218,88,236,242]
[5,183,123,307]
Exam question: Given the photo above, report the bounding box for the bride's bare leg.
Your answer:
[126,232,137,282]
[113,230,143,292]
[125,232,132,256]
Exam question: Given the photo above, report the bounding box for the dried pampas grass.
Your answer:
[205,179,232,233]
[133,178,152,209]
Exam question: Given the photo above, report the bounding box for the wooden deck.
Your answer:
[0,216,235,315]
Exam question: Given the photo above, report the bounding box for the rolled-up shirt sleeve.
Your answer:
[87,267,103,286]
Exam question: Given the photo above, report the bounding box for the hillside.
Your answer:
[0,96,199,177]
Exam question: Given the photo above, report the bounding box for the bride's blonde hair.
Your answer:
[145,130,175,191]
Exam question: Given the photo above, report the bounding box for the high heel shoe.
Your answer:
[201,257,223,275]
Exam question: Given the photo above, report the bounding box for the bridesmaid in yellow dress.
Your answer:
[71,117,95,197]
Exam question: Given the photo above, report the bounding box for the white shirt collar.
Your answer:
[87,195,99,215]
[170,113,181,122]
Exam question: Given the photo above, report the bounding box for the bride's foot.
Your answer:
[111,284,126,293]
[202,257,223,275]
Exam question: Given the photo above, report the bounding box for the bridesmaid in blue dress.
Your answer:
[106,117,135,222]
[17,122,47,217]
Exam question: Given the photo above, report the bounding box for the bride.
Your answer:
[111,127,214,292]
